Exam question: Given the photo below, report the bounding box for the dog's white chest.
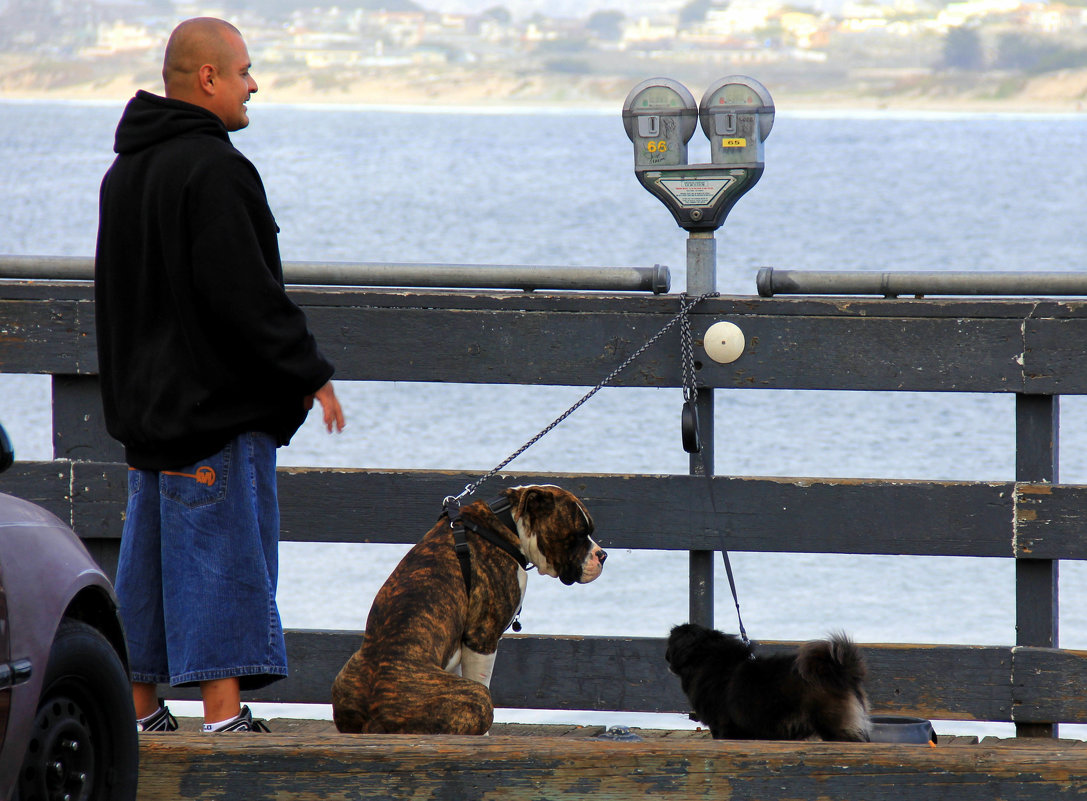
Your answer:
[444,569,528,688]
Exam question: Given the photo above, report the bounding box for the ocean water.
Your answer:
[2,98,1087,736]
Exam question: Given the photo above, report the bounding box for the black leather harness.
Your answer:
[446,495,531,632]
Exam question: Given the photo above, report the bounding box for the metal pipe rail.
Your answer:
[0,255,671,294]
[757,267,1087,298]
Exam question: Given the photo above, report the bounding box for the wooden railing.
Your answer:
[2,276,1085,737]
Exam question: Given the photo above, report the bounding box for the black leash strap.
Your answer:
[444,496,474,593]
[680,294,749,647]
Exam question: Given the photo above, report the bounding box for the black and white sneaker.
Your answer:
[137,704,178,733]
[204,705,271,733]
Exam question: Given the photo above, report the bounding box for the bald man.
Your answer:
[95,18,345,734]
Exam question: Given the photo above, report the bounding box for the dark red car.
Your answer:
[0,424,138,801]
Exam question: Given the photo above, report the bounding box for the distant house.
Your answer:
[80,21,157,57]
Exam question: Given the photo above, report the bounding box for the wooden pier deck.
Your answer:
[137,721,1087,800]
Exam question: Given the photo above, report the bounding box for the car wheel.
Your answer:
[16,618,138,801]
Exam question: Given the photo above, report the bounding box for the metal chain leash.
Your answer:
[443,291,720,510]
[679,294,699,404]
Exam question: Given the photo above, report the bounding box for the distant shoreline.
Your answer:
[3,66,1087,115]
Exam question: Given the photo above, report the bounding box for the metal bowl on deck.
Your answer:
[869,715,937,744]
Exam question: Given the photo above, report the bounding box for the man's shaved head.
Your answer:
[160,17,257,131]
[162,17,243,95]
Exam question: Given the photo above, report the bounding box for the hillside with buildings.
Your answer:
[1,0,1086,109]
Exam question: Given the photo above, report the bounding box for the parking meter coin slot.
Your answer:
[637,116,660,138]
[716,113,737,136]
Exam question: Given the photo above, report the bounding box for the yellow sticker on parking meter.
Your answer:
[721,138,747,148]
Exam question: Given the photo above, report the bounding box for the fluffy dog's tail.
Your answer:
[796,632,866,691]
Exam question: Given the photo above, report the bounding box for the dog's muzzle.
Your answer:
[562,545,607,585]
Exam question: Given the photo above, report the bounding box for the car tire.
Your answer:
[16,618,138,801]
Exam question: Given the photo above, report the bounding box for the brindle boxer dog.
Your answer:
[331,485,606,735]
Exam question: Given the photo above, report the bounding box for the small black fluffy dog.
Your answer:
[665,623,871,741]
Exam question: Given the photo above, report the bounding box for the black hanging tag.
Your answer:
[681,399,701,454]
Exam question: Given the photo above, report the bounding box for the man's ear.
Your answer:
[197,63,216,95]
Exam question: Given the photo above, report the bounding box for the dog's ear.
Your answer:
[517,487,555,525]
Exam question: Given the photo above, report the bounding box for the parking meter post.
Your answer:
[625,74,772,630]
[687,231,716,629]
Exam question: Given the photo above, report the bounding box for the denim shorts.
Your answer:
[115,431,288,690]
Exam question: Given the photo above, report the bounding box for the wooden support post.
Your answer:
[52,374,123,578]
[52,374,123,463]
[1015,393,1059,738]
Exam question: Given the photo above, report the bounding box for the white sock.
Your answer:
[203,712,240,732]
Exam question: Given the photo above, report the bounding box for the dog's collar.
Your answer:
[460,517,530,570]
[486,495,517,539]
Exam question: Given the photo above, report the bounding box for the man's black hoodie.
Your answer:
[95,90,334,470]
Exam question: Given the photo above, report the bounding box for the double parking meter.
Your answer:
[623,76,774,231]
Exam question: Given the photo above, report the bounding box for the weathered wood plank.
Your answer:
[1013,646,1087,723]
[10,280,1087,317]
[277,470,1020,557]
[136,733,1087,801]
[166,632,1019,723]
[6,289,1087,392]
[1024,318,1087,394]
[0,463,1028,557]
[1015,483,1087,559]
[0,296,94,374]
[0,461,73,523]
[267,305,1035,392]
[856,643,1012,722]
[14,463,1087,560]
[701,313,1024,392]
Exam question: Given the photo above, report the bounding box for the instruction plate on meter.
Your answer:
[646,169,745,208]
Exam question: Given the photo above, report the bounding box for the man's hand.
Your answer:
[305,380,345,433]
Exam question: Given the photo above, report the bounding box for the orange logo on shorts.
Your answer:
[163,466,217,486]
